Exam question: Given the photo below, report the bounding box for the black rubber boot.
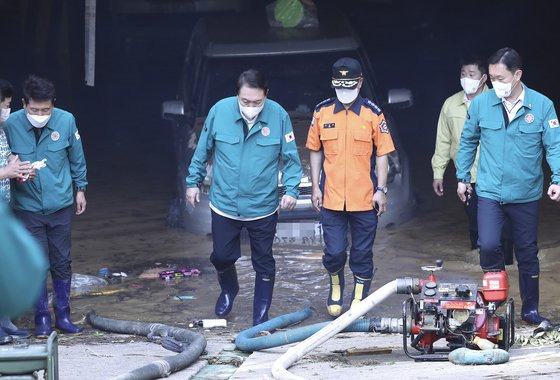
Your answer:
[53,279,83,334]
[253,273,274,326]
[326,269,345,317]
[34,284,52,339]
[350,274,372,310]
[0,317,31,338]
[215,265,240,317]
[520,273,550,325]
[0,327,13,345]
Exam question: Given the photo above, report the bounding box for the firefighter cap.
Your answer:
[331,57,363,89]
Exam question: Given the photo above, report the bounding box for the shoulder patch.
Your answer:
[362,99,382,115]
[314,97,336,112]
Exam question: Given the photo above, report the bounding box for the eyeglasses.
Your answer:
[331,79,359,88]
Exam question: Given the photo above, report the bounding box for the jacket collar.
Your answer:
[334,96,364,115]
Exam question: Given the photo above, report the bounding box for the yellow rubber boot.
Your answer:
[350,275,371,310]
[327,269,344,317]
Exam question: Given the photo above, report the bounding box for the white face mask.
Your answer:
[460,77,482,95]
[0,108,10,122]
[335,87,360,104]
[239,101,264,121]
[492,80,515,99]
[26,111,51,128]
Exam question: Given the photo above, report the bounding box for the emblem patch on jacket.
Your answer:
[549,119,559,128]
[524,113,535,123]
[379,119,389,134]
[323,123,335,129]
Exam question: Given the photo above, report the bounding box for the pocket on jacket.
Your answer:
[215,134,240,145]
[353,128,372,156]
[515,124,543,158]
[11,145,35,162]
[47,141,70,170]
[320,129,338,155]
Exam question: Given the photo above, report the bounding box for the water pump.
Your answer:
[398,260,514,361]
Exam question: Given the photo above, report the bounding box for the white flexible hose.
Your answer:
[271,280,397,380]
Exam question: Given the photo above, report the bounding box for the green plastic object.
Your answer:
[274,0,304,28]
[0,331,58,379]
[448,347,510,365]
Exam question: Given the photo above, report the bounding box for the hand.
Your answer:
[373,191,387,216]
[2,155,32,179]
[75,191,87,215]
[311,186,322,213]
[186,187,200,208]
[432,179,444,196]
[457,182,472,204]
[280,195,297,211]
[548,184,560,202]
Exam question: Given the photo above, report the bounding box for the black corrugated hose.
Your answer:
[87,311,207,380]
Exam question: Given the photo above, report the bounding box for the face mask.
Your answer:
[335,87,359,104]
[460,77,482,95]
[492,79,516,99]
[239,101,264,121]
[0,108,10,122]
[26,111,51,128]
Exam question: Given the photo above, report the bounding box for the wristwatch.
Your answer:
[376,186,388,194]
[76,187,86,192]
[458,178,470,184]
[551,181,559,186]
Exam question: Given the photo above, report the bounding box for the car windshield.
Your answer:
[198,52,375,116]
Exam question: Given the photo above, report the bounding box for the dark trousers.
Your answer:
[466,186,514,251]
[477,197,539,275]
[210,211,278,276]
[464,184,479,248]
[15,206,73,280]
[320,208,378,279]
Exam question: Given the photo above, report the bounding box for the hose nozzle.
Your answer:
[395,277,420,295]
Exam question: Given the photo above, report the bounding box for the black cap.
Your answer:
[331,57,363,89]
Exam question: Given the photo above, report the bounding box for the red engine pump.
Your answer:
[401,260,515,361]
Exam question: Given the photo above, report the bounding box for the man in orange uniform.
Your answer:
[306,57,395,317]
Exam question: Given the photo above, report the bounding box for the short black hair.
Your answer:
[236,69,268,94]
[22,75,56,104]
[460,55,487,75]
[0,79,13,102]
[488,47,523,72]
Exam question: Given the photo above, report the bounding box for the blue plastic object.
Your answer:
[235,307,373,351]
[448,347,510,365]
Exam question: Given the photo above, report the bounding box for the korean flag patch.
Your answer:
[285,131,295,143]
[548,119,559,128]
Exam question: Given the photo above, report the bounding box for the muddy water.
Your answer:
[15,142,560,343]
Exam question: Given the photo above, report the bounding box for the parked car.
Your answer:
[162,10,414,244]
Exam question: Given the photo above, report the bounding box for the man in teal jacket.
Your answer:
[456,48,560,325]
[4,75,88,337]
[186,69,302,326]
